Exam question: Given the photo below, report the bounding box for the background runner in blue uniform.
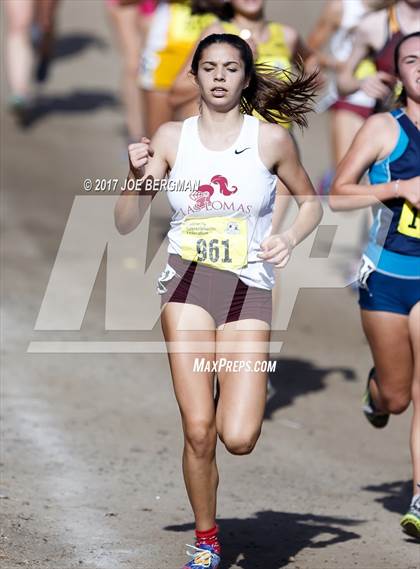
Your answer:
[331,32,420,540]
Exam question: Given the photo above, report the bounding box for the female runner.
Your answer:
[168,0,319,324]
[331,32,420,540]
[115,33,322,567]
[139,0,223,136]
[338,0,420,109]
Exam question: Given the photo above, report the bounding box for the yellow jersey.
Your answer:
[141,1,217,91]
[221,21,292,71]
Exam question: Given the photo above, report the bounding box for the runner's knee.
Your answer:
[184,420,216,458]
[380,389,411,414]
[222,430,260,456]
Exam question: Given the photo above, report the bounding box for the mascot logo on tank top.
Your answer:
[190,175,239,211]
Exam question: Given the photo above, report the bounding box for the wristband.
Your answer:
[394,179,400,198]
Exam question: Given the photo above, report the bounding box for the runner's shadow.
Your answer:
[25,90,119,126]
[362,480,412,515]
[265,358,355,420]
[54,34,108,60]
[166,510,362,568]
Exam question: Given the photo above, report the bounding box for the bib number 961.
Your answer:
[181,217,248,270]
[196,238,232,264]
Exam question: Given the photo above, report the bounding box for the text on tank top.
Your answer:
[166,115,278,289]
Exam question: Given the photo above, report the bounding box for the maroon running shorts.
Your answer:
[158,254,272,327]
[330,99,373,119]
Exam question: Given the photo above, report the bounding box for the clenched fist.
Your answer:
[360,71,395,100]
[128,137,154,177]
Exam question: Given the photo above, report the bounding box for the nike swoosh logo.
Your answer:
[234,147,251,155]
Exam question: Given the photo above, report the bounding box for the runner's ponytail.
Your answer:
[241,62,318,128]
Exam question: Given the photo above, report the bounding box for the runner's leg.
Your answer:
[143,90,173,137]
[108,2,145,141]
[361,309,413,413]
[5,0,34,100]
[215,320,270,454]
[161,302,219,531]
[34,0,60,82]
[408,302,420,495]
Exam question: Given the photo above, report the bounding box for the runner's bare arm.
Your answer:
[258,124,323,267]
[270,182,292,235]
[330,114,420,210]
[272,126,322,243]
[114,123,177,234]
[307,0,343,70]
[168,22,224,109]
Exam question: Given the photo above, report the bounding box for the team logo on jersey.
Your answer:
[225,221,240,234]
[190,175,238,211]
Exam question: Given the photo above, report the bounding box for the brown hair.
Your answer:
[394,31,420,106]
[190,34,318,128]
[190,0,227,17]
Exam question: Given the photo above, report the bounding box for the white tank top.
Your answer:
[166,114,278,290]
[329,0,375,108]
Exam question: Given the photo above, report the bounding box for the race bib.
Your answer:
[398,201,420,239]
[181,217,248,270]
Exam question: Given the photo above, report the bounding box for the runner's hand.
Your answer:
[400,177,420,208]
[258,233,295,268]
[128,137,154,177]
[360,72,395,100]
